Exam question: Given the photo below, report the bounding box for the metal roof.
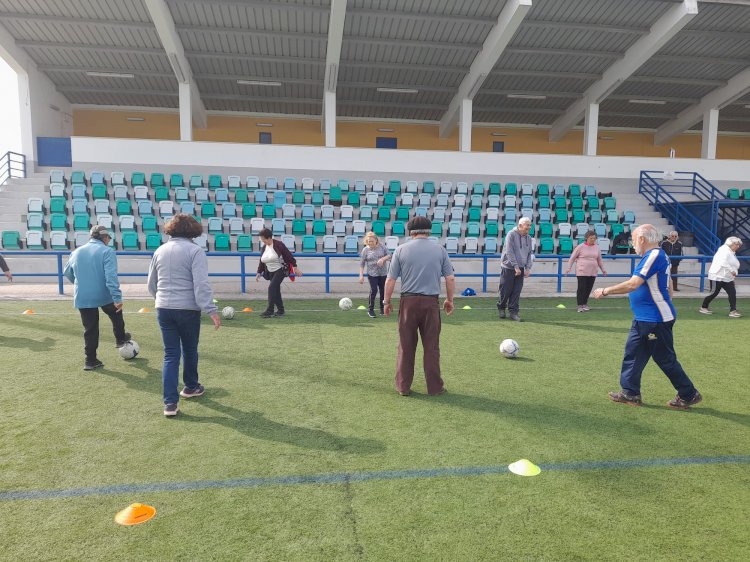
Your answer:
[1,0,748,134]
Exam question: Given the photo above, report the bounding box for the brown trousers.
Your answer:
[396,295,444,395]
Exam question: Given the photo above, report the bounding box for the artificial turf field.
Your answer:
[1,296,748,561]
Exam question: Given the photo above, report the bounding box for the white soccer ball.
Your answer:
[499,338,520,359]
[339,297,353,311]
[222,306,235,319]
[119,340,140,360]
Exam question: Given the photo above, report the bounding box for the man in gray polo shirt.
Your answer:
[497,217,534,322]
[383,216,455,396]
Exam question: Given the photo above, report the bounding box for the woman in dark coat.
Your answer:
[255,228,300,318]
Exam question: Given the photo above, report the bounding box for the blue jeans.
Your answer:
[157,308,201,405]
[619,319,697,400]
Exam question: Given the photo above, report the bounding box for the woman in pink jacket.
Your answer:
[566,231,607,312]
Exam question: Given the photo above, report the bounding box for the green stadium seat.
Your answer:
[71,171,86,185]
[92,184,107,200]
[377,206,391,221]
[539,237,555,254]
[347,192,361,207]
[383,193,397,207]
[242,203,257,218]
[539,222,554,238]
[603,196,617,210]
[610,223,625,238]
[537,184,550,197]
[430,221,443,236]
[726,188,740,200]
[388,180,401,193]
[49,197,66,215]
[116,200,133,215]
[154,186,169,202]
[554,209,568,223]
[468,208,481,222]
[145,233,162,250]
[558,237,574,254]
[292,190,306,205]
[570,196,583,210]
[311,192,324,206]
[586,196,600,210]
[488,182,502,196]
[201,202,217,218]
[121,231,139,250]
[150,173,165,188]
[505,183,517,196]
[131,172,146,186]
[214,233,230,251]
[73,214,90,231]
[422,181,435,194]
[742,189,750,200]
[50,214,68,231]
[537,196,551,209]
[292,219,307,235]
[141,215,158,234]
[485,222,499,237]
[372,221,386,237]
[262,204,276,219]
[169,174,183,188]
[189,175,203,188]
[2,230,21,249]
[312,220,326,236]
[329,187,343,205]
[572,209,586,224]
[569,184,581,197]
[208,175,222,190]
[237,234,252,252]
[554,196,567,209]
[234,189,249,204]
[466,223,480,238]
[395,206,410,222]
[391,221,405,236]
[302,235,317,252]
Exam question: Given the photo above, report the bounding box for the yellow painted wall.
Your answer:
[73,109,749,159]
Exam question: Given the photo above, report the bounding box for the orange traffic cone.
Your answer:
[22,309,34,315]
[115,503,156,526]
[138,308,150,313]
[242,307,252,313]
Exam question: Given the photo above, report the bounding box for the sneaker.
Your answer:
[83,359,104,371]
[260,310,274,318]
[430,387,447,396]
[180,384,205,398]
[368,310,376,318]
[729,310,742,318]
[498,308,506,319]
[115,332,132,348]
[577,305,585,313]
[380,309,385,316]
[668,391,703,409]
[163,403,179,417]
[274,311,285,317]
[698,307,712,315]
[509,313,521,322]
[398,390,411,396]
[582,304,591,311]
[608,390,642,406]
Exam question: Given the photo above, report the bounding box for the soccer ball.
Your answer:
[339,297,353,311]
[222,306,235,319]
[119,340,140,360]
[499,338,520,359]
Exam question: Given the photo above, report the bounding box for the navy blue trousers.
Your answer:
[619,319,697,400]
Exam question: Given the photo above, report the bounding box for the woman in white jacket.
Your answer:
[699,237,743,317]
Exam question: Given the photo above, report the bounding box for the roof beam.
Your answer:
[655,66,750,144]
[439,0,532,138]
[0,12,153,28]
[522,19,648,35]
[173,0,330,14]
[144,0,206,129]
[347,8,493,25]
[506,46,621,59]
[549,0,698,142]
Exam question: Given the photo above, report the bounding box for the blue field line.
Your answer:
[1,455,748,502]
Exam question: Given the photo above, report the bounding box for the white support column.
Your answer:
[324,91,336,148]
[458,98,473,152]
[179,82,192,141]
[701,108,719,160]
[583,102,599,156]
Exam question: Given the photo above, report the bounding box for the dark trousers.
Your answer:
[619,319,697,400]
[702,280,737,311]
[79,302,127,362]
[368,275,387,313]
[157,308,201,404]
[576,276,596,306]
[396,296,444,395]
[670,263,679,290]
[266,269,286,313]
[497,267,524,313]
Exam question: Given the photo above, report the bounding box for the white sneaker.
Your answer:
[729,310,742,318]
[698,308,712,315]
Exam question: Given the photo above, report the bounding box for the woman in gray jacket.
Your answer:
[148,214,221,416]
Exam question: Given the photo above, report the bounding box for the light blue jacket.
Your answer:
[63,240,122,309]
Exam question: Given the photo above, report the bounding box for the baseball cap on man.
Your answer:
[406,216,432,234]
[90,225,111,239]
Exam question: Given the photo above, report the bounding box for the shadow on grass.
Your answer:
[529,319,624,334]
[0,315,81,339]
[179,396,386,454]
[682,407,750,428]
[0,335,55,351]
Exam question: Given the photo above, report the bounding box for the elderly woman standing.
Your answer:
[700,236,743,317]
[148,214,221,417]
[359,231,391,318]
[566,230,607,312]
[256,228,299,318]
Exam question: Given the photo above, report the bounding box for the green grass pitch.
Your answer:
[1,297,748,561]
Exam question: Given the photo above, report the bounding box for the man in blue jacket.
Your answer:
[64,225,131,370]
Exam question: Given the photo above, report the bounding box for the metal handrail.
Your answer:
[1,251,747,295]
[0,151,27,186]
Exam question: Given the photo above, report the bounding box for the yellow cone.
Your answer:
[114,503,156,526]
[242,307,253,313]
[357,305,367,310]
[138,308,150,313]
[508,459,541,476]
[556,304,566,309]
[462,305,472,310]
[213,298,219,303]
[22,309,34,315]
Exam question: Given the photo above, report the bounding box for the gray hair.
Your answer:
[634,224,661,244]
[518,217,532,226]
[725,236,742,247]
[669,231,678,237]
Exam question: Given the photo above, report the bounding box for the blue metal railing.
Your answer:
[0,151,26,185]
[1,251,747,295]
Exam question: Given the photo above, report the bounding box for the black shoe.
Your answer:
[668,391,702,409]
[83,359,104,371]
[115,332,132,348]
[163,403,179,417]
[260,310,274,318]
[180,384,205,398]
[274,311,285,317]
[368,310,376,318]
[498,308,506,319]
[509,313,521,322]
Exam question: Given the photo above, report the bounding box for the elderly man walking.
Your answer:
[64,225,131,370]
[383,217,455,396]
[497,217,534,321]
[593,224,702,409]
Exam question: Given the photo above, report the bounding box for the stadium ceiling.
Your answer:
[1,0,750,136]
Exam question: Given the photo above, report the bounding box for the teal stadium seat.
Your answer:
[150,173,165,188]
[2,230,21,249]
